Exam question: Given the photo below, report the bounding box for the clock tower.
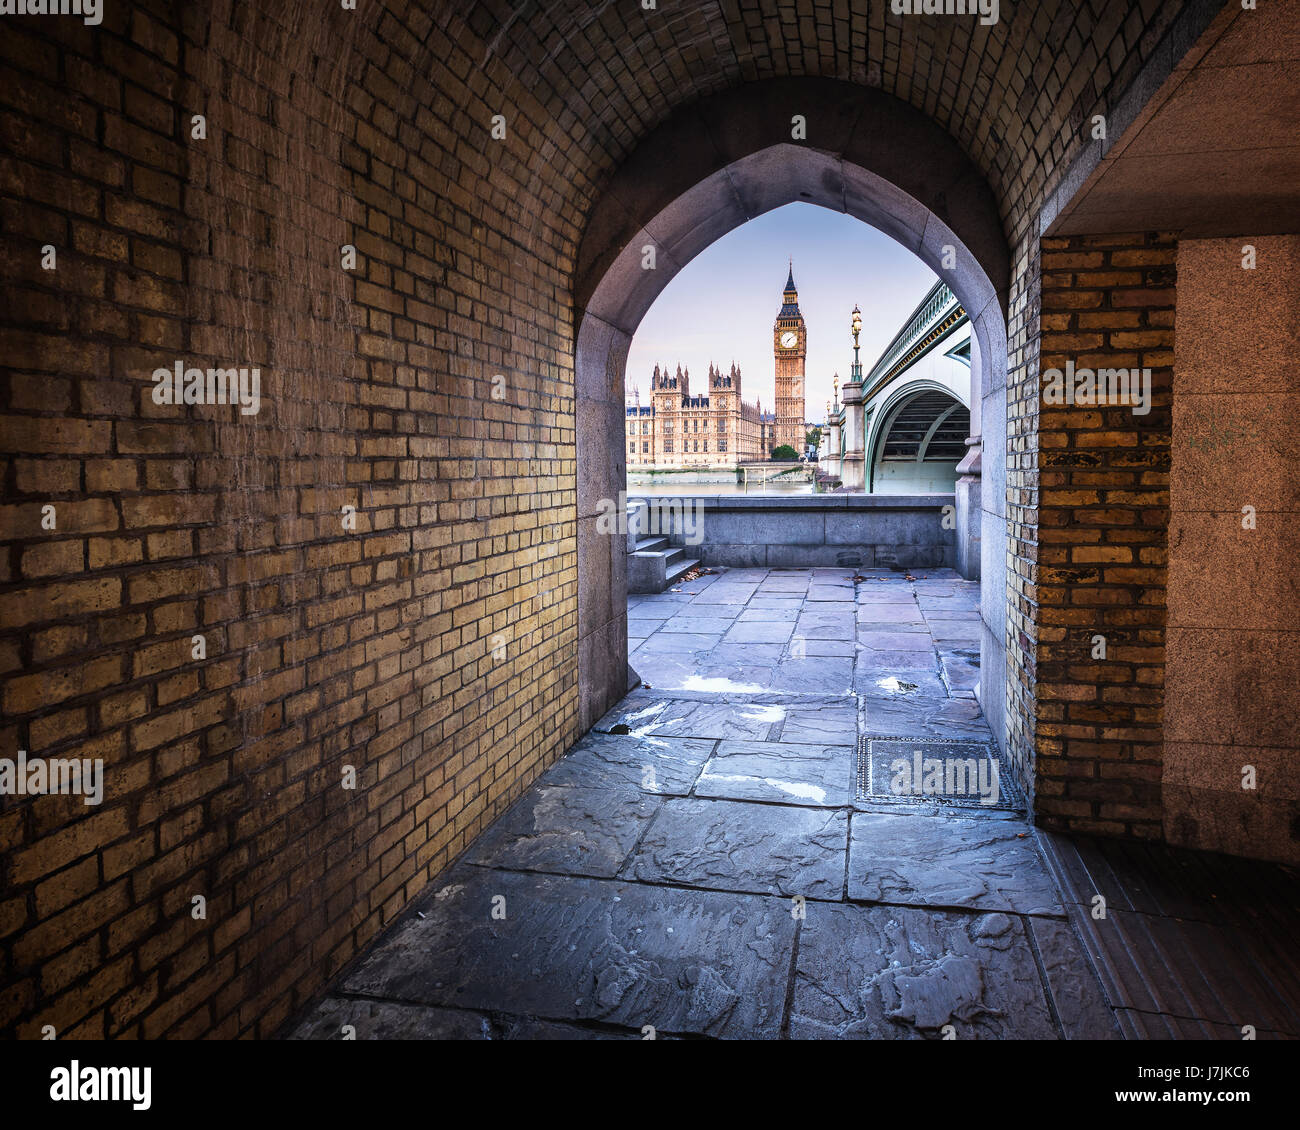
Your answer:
[772,262,807,455]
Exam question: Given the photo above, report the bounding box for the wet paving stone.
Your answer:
[341,868,795,1039]
[597,696,787,741]
[847,812,1064,915]
[630,797,849,898]
[660,615,737,634]
[464,785,659,878]
[857,629,935,651]
[1026,918,1122,1039]
[539,732,713,794]
[794,616,856,641]
[767,657,854,693]
[288,997,636,1040]
[723,620,795,644]
[694,740,854,806]
[779,701,856,744]
[790,903,1059,1039]
[854,649,941,674]
[860,692,991,740]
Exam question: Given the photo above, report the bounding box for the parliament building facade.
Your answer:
[626,268,807,467]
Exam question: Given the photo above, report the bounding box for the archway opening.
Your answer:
[571,80,1011,780]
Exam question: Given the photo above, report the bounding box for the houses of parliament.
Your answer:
[626,267,808,467]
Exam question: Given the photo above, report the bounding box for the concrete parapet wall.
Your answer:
[629,494,957,570]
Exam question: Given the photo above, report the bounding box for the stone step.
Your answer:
[665,556,698,585]
[633,536,669,553]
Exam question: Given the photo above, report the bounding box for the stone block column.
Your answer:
[840,382,866,491]
[824,416,842,479]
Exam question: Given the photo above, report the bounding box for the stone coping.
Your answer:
[627,493,955,511]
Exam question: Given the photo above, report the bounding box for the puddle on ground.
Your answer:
[681,675,765,694]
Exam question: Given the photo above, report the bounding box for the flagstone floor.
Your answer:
[288,567,1300,1040]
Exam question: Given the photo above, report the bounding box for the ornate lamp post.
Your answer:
[850,304,863,383]
[839,303,866,490]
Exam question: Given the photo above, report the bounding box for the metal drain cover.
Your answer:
[855,736,1024,811]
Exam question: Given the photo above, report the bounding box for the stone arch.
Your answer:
[866,383,970,494]
[571,78,1011,748]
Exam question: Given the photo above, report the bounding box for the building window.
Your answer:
[719,418,727,432]
[642,442,649,453]
[719,440,727,452]
[664,441,672,453]
[693,439,699,452]
[703,441,708,452]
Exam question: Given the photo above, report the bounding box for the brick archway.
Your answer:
[570,79,1011,756]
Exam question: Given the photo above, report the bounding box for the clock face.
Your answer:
[780,331,798,348]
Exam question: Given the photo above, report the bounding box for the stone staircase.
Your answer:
[626,498,699,594]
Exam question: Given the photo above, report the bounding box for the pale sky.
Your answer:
[625,202,940,421]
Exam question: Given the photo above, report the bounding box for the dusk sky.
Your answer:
[625,202,940,421]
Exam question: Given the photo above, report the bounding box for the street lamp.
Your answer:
[850,304,862,383]
[832,373,839,411]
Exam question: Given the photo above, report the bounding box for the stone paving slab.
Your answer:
[675,603,744,619]
[723,620,795,644]
[634,631,722,652]
[857,629,935,651]
[800,638,855,657]
[627,603,677,620]
[794,614,855,641]
[597,696,788,741]
[1025,917,1122,1040]
[340,868,795,1039]
[463,785,659,878]
[767,657,854,693]
[737,606,800,622]
[847,812,1064,915]
[854,585,918,604]
[660,615,737,634]
[694,740,854,807]
[778,702,857,744]
[289,996,638,1040]
[629,797,848,898]
[860,692,991,740]
[790,903,1059,1039]
[540,732,713,794]
[857,604,927,624]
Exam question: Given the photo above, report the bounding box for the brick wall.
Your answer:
[1032,232,1176,838]
[1,1,580,1038]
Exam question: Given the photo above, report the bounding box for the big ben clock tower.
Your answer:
[772,261,807,455]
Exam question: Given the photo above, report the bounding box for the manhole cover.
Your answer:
[855,736,1025,811]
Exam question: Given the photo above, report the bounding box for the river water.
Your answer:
[627,479,816,496]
